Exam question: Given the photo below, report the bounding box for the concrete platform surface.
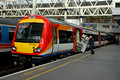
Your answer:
[0,45,120,80]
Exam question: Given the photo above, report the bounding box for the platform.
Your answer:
[0,44,120,80]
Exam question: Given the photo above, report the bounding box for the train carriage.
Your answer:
[12,15,114,65]
[0,18,18,53]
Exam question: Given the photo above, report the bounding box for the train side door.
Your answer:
[52,27,58,53]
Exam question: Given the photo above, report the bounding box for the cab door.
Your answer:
[52,27,58,53]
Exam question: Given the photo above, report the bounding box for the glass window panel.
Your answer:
[59,30,73,43]
[116,3,120,8]
[15,23,44,43]
[53,28,57,44]
[9,27,16,41]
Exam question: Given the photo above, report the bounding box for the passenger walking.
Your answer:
[88,35,95,55]
[81,34,89,54]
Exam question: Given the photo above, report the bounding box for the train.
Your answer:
[0,18,18,64]
[11,15,115,66]
[0,18,18,53]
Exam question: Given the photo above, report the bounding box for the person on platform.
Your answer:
[88,35,95,55]
[81,34,89,54]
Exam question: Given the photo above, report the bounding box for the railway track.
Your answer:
[0,65,29,77]
[0,59,53,77]
[0,52,78,77]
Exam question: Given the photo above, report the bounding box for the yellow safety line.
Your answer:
[26,54,90,80]
[26,45,111,80]
[24,67,45,75]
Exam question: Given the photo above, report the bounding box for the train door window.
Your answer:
[53,28,57,44]
[0,27,1,41]
[76,29,80,42]
[9,27,16,41]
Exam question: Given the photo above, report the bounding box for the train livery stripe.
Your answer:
[40,38,53,55]
[19,19,44,23]
[41,49,72,57]
[0,43,11,46]
[0,46,11,49]
[58,25,72,30]
[0,43,12,49]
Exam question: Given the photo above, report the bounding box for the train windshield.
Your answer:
[15,23,44,43]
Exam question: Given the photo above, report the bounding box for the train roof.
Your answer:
[47,18,92,29]
[0,17,19,26]
[46,17,114,35]
[47,17,99,31]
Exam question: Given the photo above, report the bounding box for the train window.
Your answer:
[85,34,98,41]
[0,27,1,41]
[101,35,106,41]
[92,35,99,41]
[15,23,44,43]
[116,3,120,8]
[9,27,16,32]
[9,27,16,41]
[9,32,15,41]
[53,28,57,44]
[59,30,73,43]
[106,35,115,41]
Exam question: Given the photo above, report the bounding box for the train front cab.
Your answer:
[12,15,53,65]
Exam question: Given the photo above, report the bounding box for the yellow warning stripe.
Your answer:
[19,19,44,23]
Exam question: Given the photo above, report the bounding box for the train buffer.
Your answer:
[0,44,120,80]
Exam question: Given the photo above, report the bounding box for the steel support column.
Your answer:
[32,0,36,15]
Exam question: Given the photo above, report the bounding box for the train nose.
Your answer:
[14,42,39,53]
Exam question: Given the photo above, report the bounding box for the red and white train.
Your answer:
[12,15,115,65]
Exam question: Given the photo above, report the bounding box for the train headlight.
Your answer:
[34,47,42,53]
[12,46,17,51]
